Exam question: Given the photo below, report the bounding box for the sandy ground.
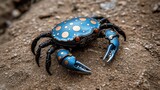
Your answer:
[0,0,160,90]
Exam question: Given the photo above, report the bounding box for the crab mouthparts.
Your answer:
[74,61,91,74]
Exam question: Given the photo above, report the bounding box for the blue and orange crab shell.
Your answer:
[51,17,100,41]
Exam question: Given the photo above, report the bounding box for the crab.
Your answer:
[31,16,126,75]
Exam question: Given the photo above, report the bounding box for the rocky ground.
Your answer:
[0,0,160,90]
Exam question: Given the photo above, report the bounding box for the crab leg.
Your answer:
[35,40,52,67]
[31,32,52,55]
[46,46,57,75]
[56,49,91,74]
[92,16,104,20]
[100,23,126,41]
[94,16,126,41]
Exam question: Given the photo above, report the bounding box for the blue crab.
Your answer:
[31,16,126,75]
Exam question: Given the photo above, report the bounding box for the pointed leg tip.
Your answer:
[48,72,52,75]
[31,49,35,55]
[46,67,52,75]
[36,61,40,67]
[36,56,41,67]
[31,45,36,55]
[33,52,36,55]
[36,60,40,67]
[124,37,126,41]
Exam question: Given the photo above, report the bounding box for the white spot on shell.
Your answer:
[70,23,73,25]
[65,26,68,28]
[61,52,64,54]
[73,26,80,31]
[57,33,59,35]
[87,24,89,26]
[62,32,69,38]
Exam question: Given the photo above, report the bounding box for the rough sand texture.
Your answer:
[0,0,160,90]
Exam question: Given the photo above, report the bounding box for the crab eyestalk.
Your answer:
[103,29,119,62]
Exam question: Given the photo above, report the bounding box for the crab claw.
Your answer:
[103,29,119,62]
[61,56,91,75]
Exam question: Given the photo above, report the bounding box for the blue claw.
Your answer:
[57,49,91,75]
[103,29,119,62]
[62,56,91,74]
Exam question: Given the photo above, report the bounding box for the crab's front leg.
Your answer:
[103,29,120,62]
[56,49,91,74]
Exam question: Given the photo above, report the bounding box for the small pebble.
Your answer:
[118,1,127,6]
[57,1,64,6]
[132,10,137,13]
[132,27,136,30]
[102,83,106,87]
[100,0,117,11]
[12,9,21,18]
[14,53,18,57]
[121,20,125,23]
[5,49,9,53]
[152,2,160,13]
[144,43,153,50]
[38,28,42,31]
[141,10,147,14]
[55,15,61,19]
[106,15,111,18]
[95,11,101,14]
[124,47,130,51]
[121,12,127,16]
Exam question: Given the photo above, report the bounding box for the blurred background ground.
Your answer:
[0,0,160,90]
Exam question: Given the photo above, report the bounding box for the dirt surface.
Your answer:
[0,0,41,44]
[0,0,160,90]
